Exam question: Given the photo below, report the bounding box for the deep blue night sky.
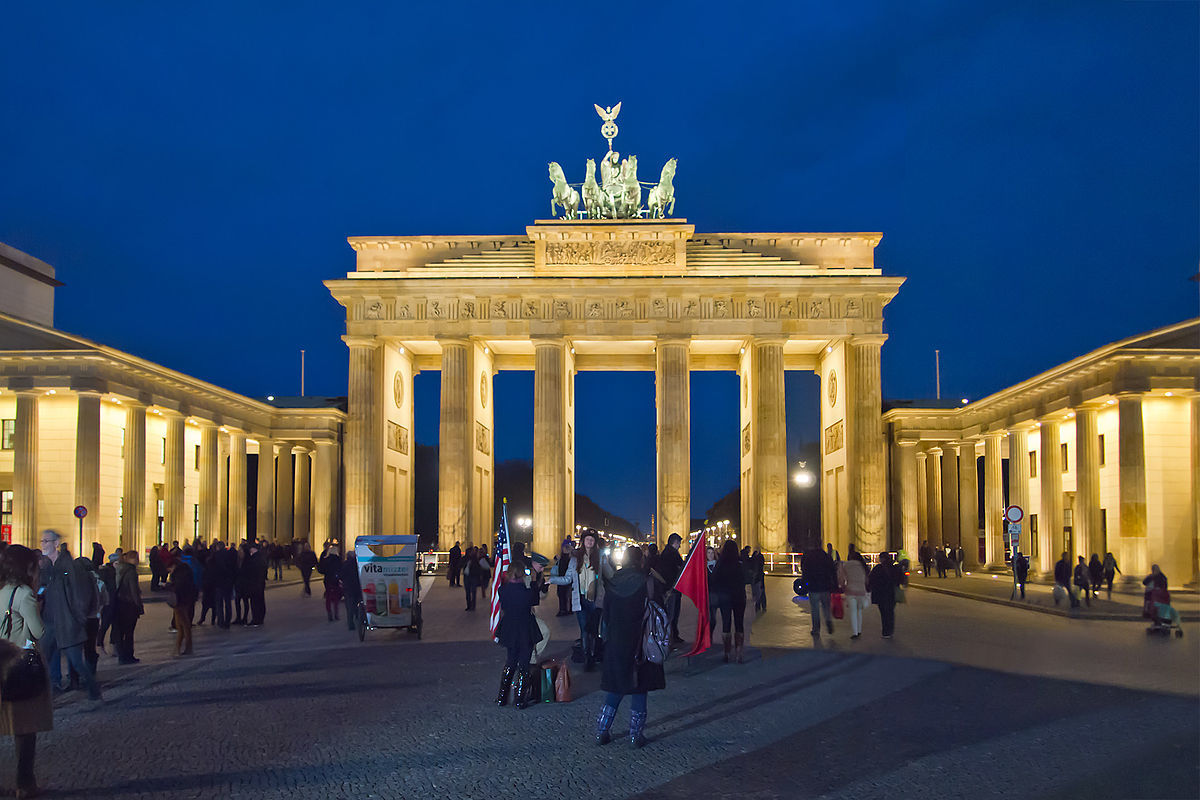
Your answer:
[2,2,1196,528]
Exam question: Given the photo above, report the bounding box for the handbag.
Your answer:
[554,660,573,702]
[831,592,845,619]
[539,662,557,703]
[0,587,48,703]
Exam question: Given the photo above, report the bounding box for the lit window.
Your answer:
[1028,451,1037,478]
[194,444,200,471]
[1060,443,1069,471]
[1098,435,1105,467]
[161,437,166,465]
[1,419,14,450]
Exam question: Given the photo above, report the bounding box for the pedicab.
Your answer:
[354,535,423,641]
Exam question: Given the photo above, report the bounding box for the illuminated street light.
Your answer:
[793,460,815,488]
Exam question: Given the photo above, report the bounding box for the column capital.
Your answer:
[897,438,920,448]
[983,430,1005,441]
[342,335,379,349]
[848,334,888,348]
[655,335,691,345]
[926,445,943,456]
[914,449,927,460]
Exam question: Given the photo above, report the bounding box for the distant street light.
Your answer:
[793,460,815,488]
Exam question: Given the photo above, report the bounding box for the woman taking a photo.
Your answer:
[547,531,612,671]
[0,544,53,798]
[709,540,747,663]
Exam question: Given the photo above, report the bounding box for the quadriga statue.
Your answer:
[548,161,580,220]
[647,158,677,219]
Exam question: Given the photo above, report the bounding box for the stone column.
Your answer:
[74,391,102,551]
[897,440,919,559]
[925,446,942,546]
[983,432,1004,567]
[198,422,219,543]
[915,450,928,545]
[217,431,229,541]
[312,440,338,547]
[120,401,146,553]
[345,337,382,542]
[162,411,186,544]
[227,432,247,542]
[1191,396,1200,586]
[1074,406,1102,561]
[294,446,311,544]
[1039,419,1063,569]
[751,339,787,553]
[656,339,691,551]
[940,446,958,549]
[957,441,978,568]
[275,443,294,543]
[1007,427,1031,559]
[533,339,568,557]
[1117,393,1148,575]
[12,390,39,549]
[848,336,886,553]
[439,340,472,549]
[256,436,275,543]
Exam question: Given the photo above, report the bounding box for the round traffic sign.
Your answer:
[1004,505,1023,524]
[73,505,87,519]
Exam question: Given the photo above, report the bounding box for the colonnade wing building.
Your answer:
[885,319,1200,586]
[326,219,903,559]
[0,244,345,554]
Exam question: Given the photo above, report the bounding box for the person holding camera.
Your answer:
[494,559,545,709]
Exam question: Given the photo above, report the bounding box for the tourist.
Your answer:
[96,552,119,653]
[209,542,233,629]
[90,542,105,570]
[165,551,198,655]
[1053,552,1079,609]
[462,546,480,611]
[318,545,343,622]
[1087,554,1104,600]
[800,542,837,636]
[76,557,104,676]
[711,540,748,663]
[546,530,612,670]
[837,549,870,639]
[447,541,462,587]
[867,552,902,639]
[0,544,54,799]
[148,545,163,591]
[196,546,218,626]
[751,549,766,613]
[113,550,144,664]
[340,550,362,631]
[1013,551,1030,599]
[594,547,664,748]
[494,558,544,709]
[477,544,493,599]
[705,545,719,635]
[954,546,965,577]
[233,543,252,624]
[270,542,284,581]
[1102,552,1121,599]
[39,534,101,702]
[935,546,949,579]
[553,539,574,616]
[658,533,684,643]
[1143,564,1168,591]
[919,541,933,578]
[1072,556,1092,607]
[245,543,268,627]
[296,542,318,596]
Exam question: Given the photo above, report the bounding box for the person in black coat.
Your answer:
[867,552,902,638]
[800,544,837,635]
[340,552,362,631]
[297,543,319,596]
[447,542,462,587]
[494,560,544,709]
[658,534,684,642]
[596,547,665,748]
[317,546,344,622]
[711,540,748,663]
[1013,552,1030,599]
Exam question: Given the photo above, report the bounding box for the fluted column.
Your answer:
[1039,419,1063,569]
[534,339,568,556]
[294,446,311,543]
[217,431,229,541]
[256,436,275,543]
[983,432,1004,567]
[120,401,146,553]
[312,440,337,547]
[345,337,382,542]
[1074,406,1101,561]
[752,339,787,552]
[848,337,886,553]
[1117,394,1148,575]
[439,340,472,549]
[957,441,978,568]
[1191,396,1200,585]
[227,432,247,542]
[275,443,294,543]
[12,390,39,549]
[1007,427,1031,559]
[163,411,186,544]
[897,441,919,559]
[198,422,219,542]
[915,450,928,546]
[940,446,959,549]
[656,339,691,551]
[74,391,101,551]
[925,446,942,546]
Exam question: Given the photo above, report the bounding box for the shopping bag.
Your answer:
[895,586,906,604]
[1052,584,1067,605]
[831,592,845,620]
[554,661,573,703]
[540,662,557,703]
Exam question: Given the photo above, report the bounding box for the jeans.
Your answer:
[603,691,647,713]
[272,560,283,581]
[46,642,101,700]
[249,590,266,625]
[809,591,832,632]
[465,581,478,610]
[217,586,233,628]
[845,594,869,636]
[301,569,313,595]
[114,601,140,662]
[575,596,597,643]
[878,601,896,636]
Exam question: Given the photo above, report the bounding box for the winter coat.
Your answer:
[600,567,665,696]
[546,551,613,613]
[494,580,543,652]
[657,546,684,588]
[42,553,88,648]
[710,558,748,605]
[867,563,899,606]
[114,562,143,614]
[801,549,837,594]
[837,558,870,597]
[168,562,199,606]
[297,550,318,575]
[1088,558,1104,587]
[1014,555,1030,582]
[1073,564,1090,590]
[1053,558,1072,587]
[318,553,343,590]
[0,583,53,736]
[340,554,362,603]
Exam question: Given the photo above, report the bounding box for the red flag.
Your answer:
[673,534,711,657]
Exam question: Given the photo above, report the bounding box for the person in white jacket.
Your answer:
[546,531,613,671]
[836,549,871,640]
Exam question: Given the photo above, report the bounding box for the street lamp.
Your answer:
[793,460,815,488]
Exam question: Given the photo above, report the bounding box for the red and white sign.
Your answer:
[1004,505,1024,524]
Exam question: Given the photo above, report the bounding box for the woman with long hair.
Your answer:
[494,559,544,708]
[837,550,871,639]
[710,540,748,663]
[548,531,611,671]
[0,544,53,798]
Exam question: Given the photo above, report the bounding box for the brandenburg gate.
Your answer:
[326,107,903,557]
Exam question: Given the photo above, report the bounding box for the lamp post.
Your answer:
[793,460,815,488]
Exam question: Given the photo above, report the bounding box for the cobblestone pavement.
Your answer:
[24,574,1199,799]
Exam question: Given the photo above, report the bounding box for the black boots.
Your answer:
[734,632,745,664]
[496,665,515,706]
[513,668,537,709]
[596,703,616,745]
[722,633,731,663]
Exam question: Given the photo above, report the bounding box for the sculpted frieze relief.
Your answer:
[545,240,675,266]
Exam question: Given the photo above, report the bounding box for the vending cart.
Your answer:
[355,534,423,641]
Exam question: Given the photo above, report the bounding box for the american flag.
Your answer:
[489,501,512,637]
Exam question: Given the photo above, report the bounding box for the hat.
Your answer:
[108,554,119,563]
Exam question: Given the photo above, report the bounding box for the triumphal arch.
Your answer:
[326,108,903,557]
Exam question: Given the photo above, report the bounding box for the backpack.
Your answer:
[640,598,670,665]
